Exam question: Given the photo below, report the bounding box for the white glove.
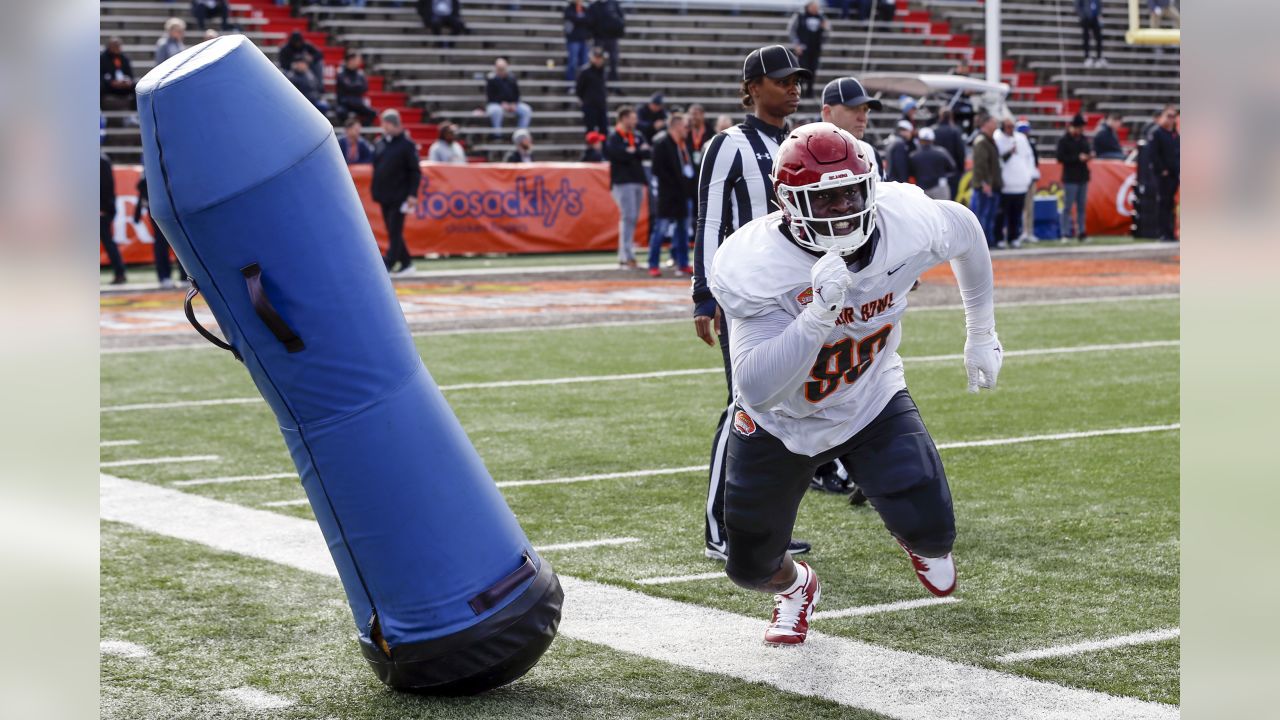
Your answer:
[964,330,1002,393]
[806,249,854,324]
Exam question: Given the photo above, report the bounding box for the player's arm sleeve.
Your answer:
[693,133,740,316]
[933,201,996,335]
[727,306,833,410]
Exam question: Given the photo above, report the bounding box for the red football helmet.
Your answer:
[772,122,878,255]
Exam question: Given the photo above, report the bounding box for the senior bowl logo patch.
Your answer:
[732,410,757,436]
[796,287,814,306]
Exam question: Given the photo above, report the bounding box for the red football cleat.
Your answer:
[648,267,662,278]
[764,561,821,646]
[897,539,956,597]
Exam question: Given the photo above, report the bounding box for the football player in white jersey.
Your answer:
[708,122,1002,646]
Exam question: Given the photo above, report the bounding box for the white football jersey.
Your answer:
[709,182,987,456]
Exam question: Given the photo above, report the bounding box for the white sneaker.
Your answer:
[764,561,821,646]
[897,539,956,597]
[1096,56,1108,67]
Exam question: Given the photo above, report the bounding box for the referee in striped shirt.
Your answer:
[693,45,812,562]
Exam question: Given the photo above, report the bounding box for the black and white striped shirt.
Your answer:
[691,114,788,316]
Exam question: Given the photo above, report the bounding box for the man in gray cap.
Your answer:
[692,44,812,564]
[820,76,883,180]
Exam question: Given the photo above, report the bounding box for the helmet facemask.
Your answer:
[776,167,877,256]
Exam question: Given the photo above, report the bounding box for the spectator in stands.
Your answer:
[884,119,915,183]
[279,31,323,83]
[827,0,855,21]
[504,129,535,163]
[564,1,592,84]
[134,173,186,288]
[576,47,609,134]
[191,0,232,31]
[714,114,735,133]
[996,118,1036,248]
[155,18,186,64]
[336,51,378,124]
[788,2,829,99]
[1150,104,1179,242]
[417,0,468,38]
[100,38,137,114]
[1056,113,1093,241]
[1017,119,1040,243]
[605,105,650,269]
[372,109,421,274]
[287,58,329,113]
[1149,0,1180,28]
[588,0,625,81]
[931,108,966,200]
[686,103,714,166]
[338,116,374,164]
[908,128,956,201]
[485,57,533,140]
[899,95,919,127]
[648,112,693,278]
[581,131,606,162]
[970,112,1002,248]
[100,152,127,285]
[1076,0,1107,67]
[1093,112,1125,159]
[636,93,668,142]
[428,122,467,163]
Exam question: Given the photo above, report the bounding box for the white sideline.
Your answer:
[100,440,139,447]
[100,640,151,659]
[99,338,1179,413]
[811,597,961,620]
[535,537,641,552]
[100,293,1181,355]
[100,455,220,469]
[217,687,296,711]
[995,628,1181,663]
[261,498,309,508]
[635,571,726,586]
[100,474,1177,720]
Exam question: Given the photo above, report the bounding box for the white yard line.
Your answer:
[99,474,1176,720]
[261,499,310,508]
[937,424,1179,451]
[100,455,219,469]
[100,440,139,447]
[172,472,297,488]
[995,628,1181,663]
[535,537,641,552]
[217,687,296,711]
[100,640,152,659]
[635,571,728,586]
[812,596,961,620]
[102,398,262,412]
[496,465,706,488]
[99,293,1180,355]
[100,338,1179,412]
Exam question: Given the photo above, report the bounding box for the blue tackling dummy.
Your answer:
[135,35,562,694]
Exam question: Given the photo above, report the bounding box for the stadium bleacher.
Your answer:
[101,0,1180,163]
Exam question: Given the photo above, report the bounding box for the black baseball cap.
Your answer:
[822,78,883,110]
[743,45,812,82]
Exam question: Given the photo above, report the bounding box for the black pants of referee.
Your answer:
[723,389,956,589]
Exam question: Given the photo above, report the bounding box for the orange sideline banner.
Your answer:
[105,162,647,265]
[105,159,1163,265]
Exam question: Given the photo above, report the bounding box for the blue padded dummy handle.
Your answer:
[184,282,242,361]
[241,263,305,353]
[468,553,536,615]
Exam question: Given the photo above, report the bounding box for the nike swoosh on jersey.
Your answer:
[887,263,908,275]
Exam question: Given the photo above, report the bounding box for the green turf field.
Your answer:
[100,296,1179,718]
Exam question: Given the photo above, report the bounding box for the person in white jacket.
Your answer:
[995,118,1038,248]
